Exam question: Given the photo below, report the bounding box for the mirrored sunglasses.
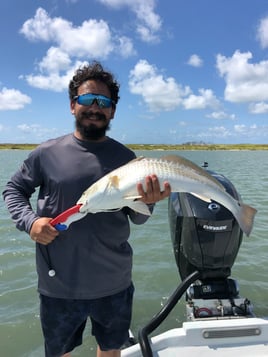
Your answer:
[73,93,114,108]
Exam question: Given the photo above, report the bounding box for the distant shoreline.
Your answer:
[0,143,268,150]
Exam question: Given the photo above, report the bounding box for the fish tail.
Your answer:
[237,203,257,237]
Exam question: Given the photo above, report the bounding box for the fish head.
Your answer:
[77,175,122,213]
[76,177,108,213]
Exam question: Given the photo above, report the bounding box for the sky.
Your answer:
[0,0,268,144]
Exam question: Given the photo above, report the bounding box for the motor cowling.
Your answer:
[168,169,243,282]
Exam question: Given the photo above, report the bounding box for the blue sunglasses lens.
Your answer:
[75,94,113,108]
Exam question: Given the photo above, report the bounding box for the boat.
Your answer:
[122,165,268,356]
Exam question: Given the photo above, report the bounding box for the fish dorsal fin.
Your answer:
[161,155,225,190]
[161,155,205,172]
[128,156,145,163]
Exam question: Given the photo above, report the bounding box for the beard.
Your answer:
[75,111,111,141]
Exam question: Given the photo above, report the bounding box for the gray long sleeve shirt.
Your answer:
[3,134,151,299]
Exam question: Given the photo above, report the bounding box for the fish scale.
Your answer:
[112,157,223,191]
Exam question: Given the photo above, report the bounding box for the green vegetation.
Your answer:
[0,144,38,150]
[0,143,268,150]
[127,144,268,151]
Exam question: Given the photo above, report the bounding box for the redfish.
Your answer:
[77,155,257,236]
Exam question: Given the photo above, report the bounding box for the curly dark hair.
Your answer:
[68,61,120,105]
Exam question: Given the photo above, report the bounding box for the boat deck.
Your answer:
[122,317,268,356]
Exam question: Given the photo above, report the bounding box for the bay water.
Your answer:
[0,149,267,356]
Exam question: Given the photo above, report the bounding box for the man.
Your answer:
[3,61,170,357]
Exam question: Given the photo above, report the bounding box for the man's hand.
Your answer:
[30,217,59,245]
[137,174,171,204]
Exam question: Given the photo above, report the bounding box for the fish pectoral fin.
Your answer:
[123,194,143,200]
[123,194,151,215]
[98,208,122,212]
[190,193,212,203]
[128,201,152,216]
[108,175,120,189]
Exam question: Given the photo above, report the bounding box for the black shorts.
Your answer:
[40,283,134,357]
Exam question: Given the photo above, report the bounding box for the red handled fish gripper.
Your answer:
[50,204,86,231]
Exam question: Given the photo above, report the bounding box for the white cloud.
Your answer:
[129,60,189,112]
[0,87,31,111]
[187,54,203,67]
[24,73,69,92]
[117,36,137,58]
[98,0,162,42]
[257,16,268,48]
[182,89,220,110]
[39,47,71,73]
[194,126,231,141]
[57,19,114,58]
[216,50,268,103]
[136,25,159,43]
[129,60,221,113]
[233,124,268,139]
[20,7,55,42]
[18,124,42,133]
[17,123,59,140]
[23,60,86,91]
[207,111,236,120]
[197,123,268,142]
[19,8,135,91]
[207,126,230,138]
[20,8,114,58]
[249,101,268,114]
[234,124,246,133]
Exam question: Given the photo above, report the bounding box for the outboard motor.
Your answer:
[138,164,254,356]
[168,165,253,319]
